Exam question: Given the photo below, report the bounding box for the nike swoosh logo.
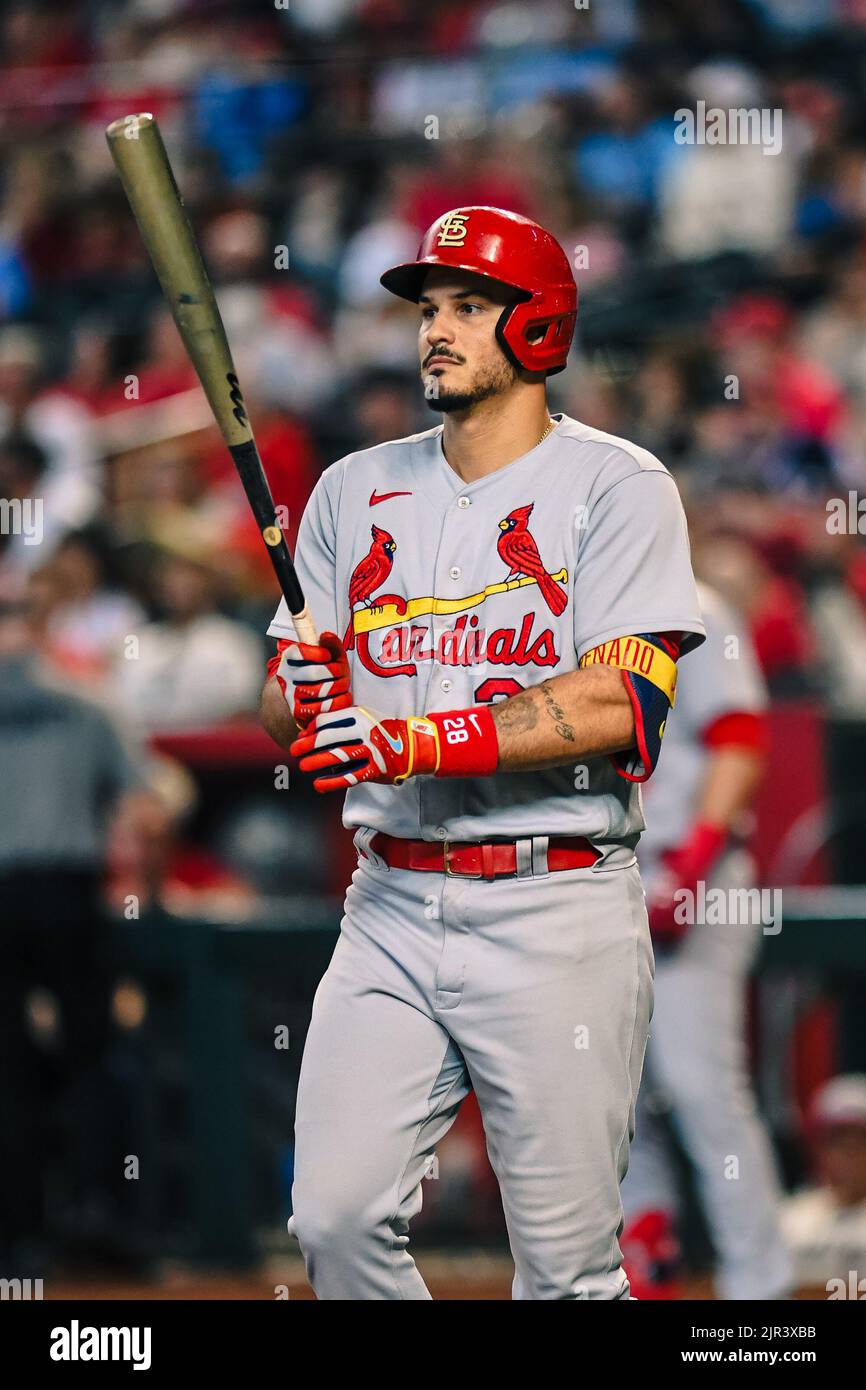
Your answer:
[369,489,413,506]
[379,727,404,755]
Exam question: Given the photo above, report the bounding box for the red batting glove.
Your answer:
[646,821,727,950]
[273,630,352,729]
[290,704,499,794]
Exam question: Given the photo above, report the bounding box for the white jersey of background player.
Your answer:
[620,580,792,1300]
[261,208,705,1300]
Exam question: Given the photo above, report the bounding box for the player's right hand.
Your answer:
[274,630,352,729]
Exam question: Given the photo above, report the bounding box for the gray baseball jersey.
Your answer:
[637,580,768,882]
[269,412,705,860]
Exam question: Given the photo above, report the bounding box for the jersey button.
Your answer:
[434,826,448,840]
[440,678,453,693]
[457,496,470,508]
[449,566,461,580]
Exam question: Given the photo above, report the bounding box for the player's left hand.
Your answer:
[290,705,442,793]
[646,821,727,950]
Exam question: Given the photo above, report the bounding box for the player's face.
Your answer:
[418,268,518,414]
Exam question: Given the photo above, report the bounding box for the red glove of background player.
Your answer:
[272,630,352,730]
[646,821,727,950]
[291,704,499,794]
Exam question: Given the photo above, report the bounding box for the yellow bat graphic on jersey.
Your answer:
[351,568,569,636]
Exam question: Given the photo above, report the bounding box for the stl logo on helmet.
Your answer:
[436,213,470,247]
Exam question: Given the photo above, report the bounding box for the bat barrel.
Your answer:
[106,113,317,641]
[106,112,252,451]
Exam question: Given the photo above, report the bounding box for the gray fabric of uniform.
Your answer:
[289,854,653,1300]
[270,413,706,1298]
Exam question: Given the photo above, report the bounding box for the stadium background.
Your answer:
[1,0,866,1299]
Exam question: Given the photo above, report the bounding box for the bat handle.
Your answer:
[291,604,318,645]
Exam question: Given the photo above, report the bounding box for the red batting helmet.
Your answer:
[380,206,577,376]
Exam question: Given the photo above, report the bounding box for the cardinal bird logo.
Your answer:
[344,524,397,647]
[497,503,568,616]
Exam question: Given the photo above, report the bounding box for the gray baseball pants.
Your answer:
[287,837,654,1299]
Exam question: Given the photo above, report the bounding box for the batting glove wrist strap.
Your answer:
[290,704,498,793]
[424,707,499,777]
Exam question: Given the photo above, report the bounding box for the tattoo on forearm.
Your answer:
[494,681,576,746]
[493,692,539,734]
[540,680,575,743]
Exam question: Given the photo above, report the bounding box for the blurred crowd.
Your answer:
[2,0,866,914]
[2,0,866,1281]
[2,2,866,691]
[0,2,865,715]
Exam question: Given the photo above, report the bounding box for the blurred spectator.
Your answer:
[190,20,309,185]
[113,536,264,734]
[560,359,623,436]
[573,74,675,220]
[799,246,866,405]
[334,174,421,373]
[204,210,335,415]
[781,1075,866,1292]
[133,307,199,405]
[657,62,797,260]
[809,539,866,720]
[346,367,422,450]
[284,0,362,38]
[106,753,258,918]
[215,798,330,897]
[560,191,629,289]
[338,172,419,310]
[795,143,866,251]
[108,400,318,599]
[0,235,31,318]
[280,168,346,293]
[0,326,101,563]
[39,524,145,693]
[400,139,536,233]
[0,593,150,1270]
[711,294,846,494]
[628,346,695,465]
[54,317,123,416]
[692,531,817,696]
[0,430,48,598]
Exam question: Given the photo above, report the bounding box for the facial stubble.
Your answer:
[423,353,518,414]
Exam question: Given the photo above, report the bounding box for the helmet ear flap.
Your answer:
[528,318,562,347]
[497,298,577,375]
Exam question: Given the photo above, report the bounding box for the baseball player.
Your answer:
[620,580,792,1300]
[260,207,706,1300]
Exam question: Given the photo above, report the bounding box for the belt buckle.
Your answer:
[443,840,483,879]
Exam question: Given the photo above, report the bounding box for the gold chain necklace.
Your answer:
[442,416,556,472]
[537,416,556,448]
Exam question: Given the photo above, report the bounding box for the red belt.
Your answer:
[362,832,600,880]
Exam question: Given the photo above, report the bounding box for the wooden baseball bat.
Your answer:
[105,112,317,644]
